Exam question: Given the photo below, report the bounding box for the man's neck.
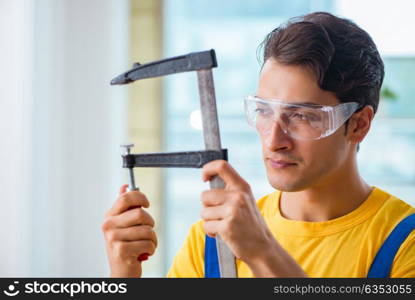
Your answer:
[279,161,373,222]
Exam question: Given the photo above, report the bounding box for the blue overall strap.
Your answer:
[204,235,220,278]
[367,214,415,278]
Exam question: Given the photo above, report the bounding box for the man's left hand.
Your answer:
[200,160,274,264]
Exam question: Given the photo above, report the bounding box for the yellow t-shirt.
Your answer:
[167,187,415,278]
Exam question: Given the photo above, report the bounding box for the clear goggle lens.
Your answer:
[244,96,361,140]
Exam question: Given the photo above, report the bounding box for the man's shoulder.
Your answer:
[373,187,415,278]
[368,187,415,240]
[375,187,415,217]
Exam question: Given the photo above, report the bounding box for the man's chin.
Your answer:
[267,174,308,192]
[271,183,306,192]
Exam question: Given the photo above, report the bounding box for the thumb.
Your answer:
[202,160,249,191]
[119,184,129,196]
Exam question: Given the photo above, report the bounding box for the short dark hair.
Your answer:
[260,12,384,113]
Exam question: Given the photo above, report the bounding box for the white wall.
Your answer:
[0,0,31,276]
[336,0,415,56]
[0,0,130,276]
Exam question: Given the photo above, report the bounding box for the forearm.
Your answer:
[246,234,308,278]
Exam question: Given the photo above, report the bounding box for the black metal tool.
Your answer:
[120,144,148,262]
[123,149,227,169]
[111,50,217,85]
[120,144,139,191]
[111,49,237,277]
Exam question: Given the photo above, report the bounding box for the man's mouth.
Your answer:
[267,158,298,169]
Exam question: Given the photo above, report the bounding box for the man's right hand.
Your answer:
[102,184,157,278]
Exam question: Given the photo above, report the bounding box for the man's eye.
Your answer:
[254,107,272,116]
[292,113,306,120]
[290,112,319,122]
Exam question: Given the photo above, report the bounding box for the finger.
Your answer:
[200,189,227,207]
[119,184,129,196]
[107,190,150,217]
[200,205,226,221]
[114,240,157,261]
[109,225,157,246]
[202,160,249,190]
[202,220,222,238]
[111,208,155,228]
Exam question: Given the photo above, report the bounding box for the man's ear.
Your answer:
[346,105,374,143]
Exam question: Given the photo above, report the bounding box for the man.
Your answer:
[102,12,415,277]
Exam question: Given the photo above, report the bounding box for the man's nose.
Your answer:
[262,119,293,151]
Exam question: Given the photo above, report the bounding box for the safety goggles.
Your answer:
[244,95,361,140]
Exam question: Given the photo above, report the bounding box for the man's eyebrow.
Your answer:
[297,101,319,105]
[286,102,323,108]
[254,94,324,106]
[254,95,324,107]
